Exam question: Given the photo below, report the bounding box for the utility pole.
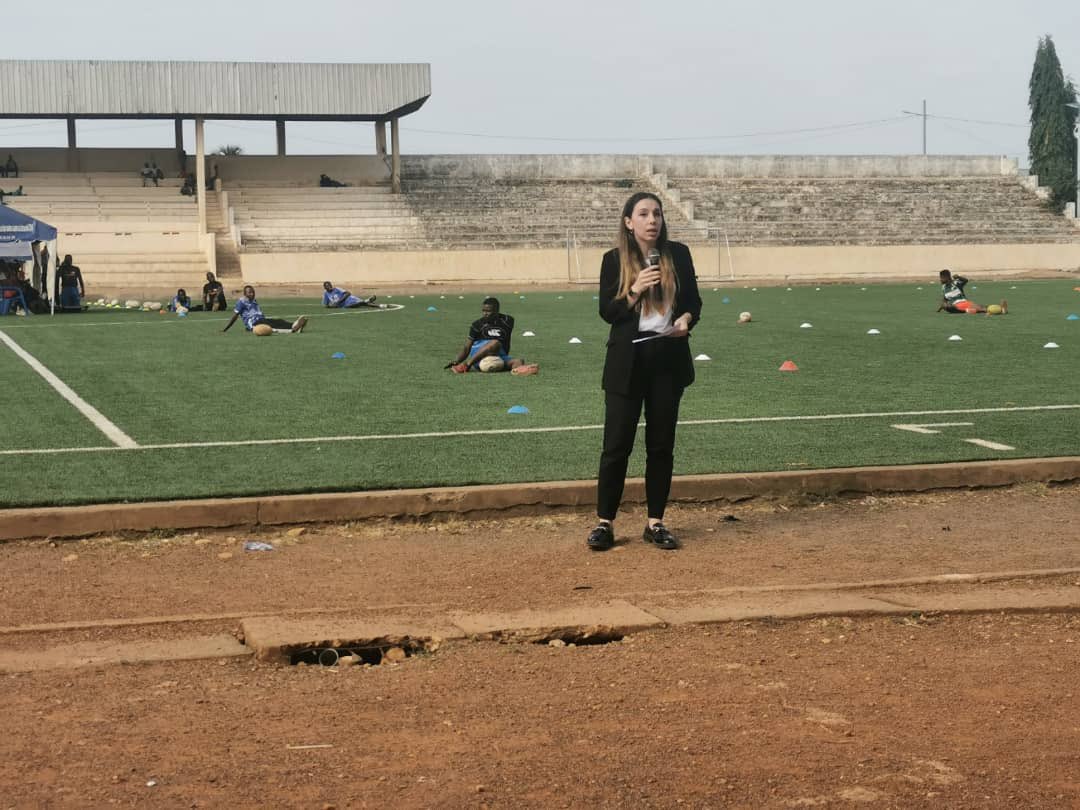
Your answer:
[1070,102,1080,218]
[901,101,928,155]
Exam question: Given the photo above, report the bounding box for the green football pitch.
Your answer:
[1,279,1077,508]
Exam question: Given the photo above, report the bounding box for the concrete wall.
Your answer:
[240,242,1080,287]
[402,154,1018,180]
[3,149,389,184]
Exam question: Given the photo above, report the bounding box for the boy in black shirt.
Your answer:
[202,272,228,311]
[445,297,538,375]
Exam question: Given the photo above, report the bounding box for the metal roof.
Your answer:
[0,61,431,120]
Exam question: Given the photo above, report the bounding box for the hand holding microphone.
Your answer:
[632,249,662,297]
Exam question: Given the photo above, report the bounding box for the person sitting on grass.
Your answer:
[169,288,200,312]
[322,280,386,309]
[937,269,1007,315]
[202,272,227,311]
[444,297,539,375]
[223,285,308,335]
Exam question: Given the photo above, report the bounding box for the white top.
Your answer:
[638,302,673,333]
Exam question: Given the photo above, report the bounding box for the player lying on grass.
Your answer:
[322,281,386,309]
[937,269,1007,315]
[444,297,539,375]
[223,285,308,335]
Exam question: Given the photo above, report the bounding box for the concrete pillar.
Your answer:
[390,117,400,193]
[375,121,387,157]
[174,119,184,150]
[276,120,287,156]
[195,117,207,234]
[66,117,77,171]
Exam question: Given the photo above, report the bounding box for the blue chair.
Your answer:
[0,286,30,316]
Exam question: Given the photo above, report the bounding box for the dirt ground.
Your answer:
[2,482,1080,808]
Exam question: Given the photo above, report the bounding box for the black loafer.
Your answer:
[587,523,615,551]
[643,522,679,550]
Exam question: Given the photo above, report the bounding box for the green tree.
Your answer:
[1028,35,1078,211]
[213,144,243,156]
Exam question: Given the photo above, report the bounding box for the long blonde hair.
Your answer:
[615,192,675,315]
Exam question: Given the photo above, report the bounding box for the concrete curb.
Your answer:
[2,456,1079,542]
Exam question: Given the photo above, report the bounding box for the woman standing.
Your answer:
[587,192,702,552]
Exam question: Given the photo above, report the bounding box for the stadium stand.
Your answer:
[5,172,212,292]
[667,176,1080,246]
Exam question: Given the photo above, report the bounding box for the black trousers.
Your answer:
[255,317,293,330]
[597,339,684,521]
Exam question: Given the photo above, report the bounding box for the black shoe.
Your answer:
[643,522,679,550]
[587,523,615,551]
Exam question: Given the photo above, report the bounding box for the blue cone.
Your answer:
[426,306,438,312]
[1067,314,1079,321]
[331,352,346,359]
[507,405,530,415]
[721,297,731,304]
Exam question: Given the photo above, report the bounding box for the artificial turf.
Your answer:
[1,279,1077,507]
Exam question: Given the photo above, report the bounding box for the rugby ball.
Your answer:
[175,305,188,315]
[477,356,506,373]
[252,323,273,336]
[987,304,1002,315]
[738,311,752,323]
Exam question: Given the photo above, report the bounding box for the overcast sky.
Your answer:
[1,0,1076,162]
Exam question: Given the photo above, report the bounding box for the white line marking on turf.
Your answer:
[0,403,1075,457]
[891,422,974,434]
[964,438,1016,451]
[0,329,138,449]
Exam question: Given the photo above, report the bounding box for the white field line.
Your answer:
[891,422,974,434]
[965,438,1017,451]
[0,304,405,329]
[1,403,1076,458]
[0,330,138,449]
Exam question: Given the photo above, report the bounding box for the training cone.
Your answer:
[779,360,799,372]
[721,296,730,304]
[800,322,812,329]
[331,352,346,359]
[1044,342,1060,349]
[1067,314,1079,321]
[948,335,963,341]
[507,405,529,415]
[426,306,438,312]
[867,328,881,335]
[695,353,711,361]
[568,337,582,344]
[522,330,536,337]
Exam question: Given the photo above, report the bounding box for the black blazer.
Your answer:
[599,241,702,395]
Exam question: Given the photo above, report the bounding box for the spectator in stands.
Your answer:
[319,173,349,188]
[0,185,24,204]
[152,162,165,183]
[444,297,539,375]
[207,164,220,191]
[223,285,308,335]
[1,154,17,178]
[180,174,197,196]
[202,272,227,311]
[140,163,155,187]
[937,269,1007,315]
[321,280,384,309]
[56,255,85,311]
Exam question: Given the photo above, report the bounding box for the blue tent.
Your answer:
[0,204,56,260]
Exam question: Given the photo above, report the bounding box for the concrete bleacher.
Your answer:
[4,172,211,293]
[668,176,1080,246]
[401,179,697,248]
[228,184,425,252]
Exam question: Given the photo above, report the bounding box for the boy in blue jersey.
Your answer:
[223,285,308,334]
[937,269,1007,315]
[444,297,539,375]
[321,280,385,309]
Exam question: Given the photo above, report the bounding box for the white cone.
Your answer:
[568,337,582,344]
[1044,342,1059,349]
[522,331,536,337]
[800,322,812,329]
[948,335,963,341]
[867,328,881,335]
[695,353,711,361]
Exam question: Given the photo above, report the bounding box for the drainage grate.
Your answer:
[289,638,432,667]
[531,629,625,646]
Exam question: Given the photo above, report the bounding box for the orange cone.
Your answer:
[779,360,799,372]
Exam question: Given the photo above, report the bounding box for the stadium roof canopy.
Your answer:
[0,60,431,121]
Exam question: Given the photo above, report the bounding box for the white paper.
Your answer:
[632,326,675,344]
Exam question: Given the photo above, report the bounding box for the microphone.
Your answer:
[647,249,660,268]
[645,249,661,304]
